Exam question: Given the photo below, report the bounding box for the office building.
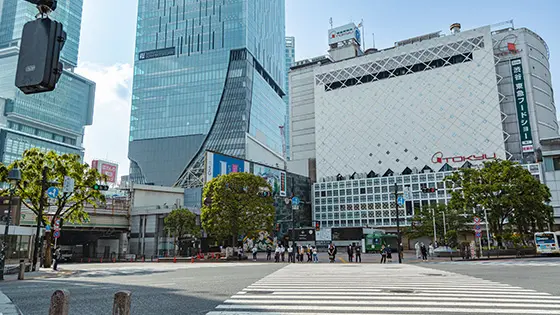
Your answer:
[0,0,95,164]
[284,36,295,160]
[129,0,287,187]
[286,22,558,229]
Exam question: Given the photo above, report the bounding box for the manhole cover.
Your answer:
[385,289,415,294]
[245,291,274,295]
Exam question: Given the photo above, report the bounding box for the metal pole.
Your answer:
[291,203,295,247]
[0,188,14,280]
[432,209,437,244]
[32,166,48,271]
[394,183,402,264]
[442,211,447,237]
[484,208,491,251]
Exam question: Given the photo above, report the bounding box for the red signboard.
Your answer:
[431,152,498,164]
[91,160,118,183]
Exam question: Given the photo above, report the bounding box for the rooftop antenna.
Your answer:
[329,17,333,29]
[372,33,376,48]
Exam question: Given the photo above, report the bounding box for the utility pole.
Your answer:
[394,183,402,264]
[0,187,14,280]
[431,209,437,244]
[32,166,48,271]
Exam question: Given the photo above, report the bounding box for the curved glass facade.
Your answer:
[129,0,286,186]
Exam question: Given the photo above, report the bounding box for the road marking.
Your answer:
[208,264,560,314]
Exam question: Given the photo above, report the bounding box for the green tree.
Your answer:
[0,149,107,267]
[201,172,275,246]
[447,160,552,246]
[164,208,200,256]
[406,203,472,247]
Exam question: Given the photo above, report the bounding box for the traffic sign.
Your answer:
[47,186,59,199]
[45,224,51,232]
[397,196,405,206]
[473,216,481,224]
[475,231,482,238]
[53,230,60,239]
[291,196,300,206]
[62,176,75,193]
[474,225,481,231]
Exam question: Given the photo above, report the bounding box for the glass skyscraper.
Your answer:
[0,0,95,164]
[129,0,286,186]
[284,36,295,160]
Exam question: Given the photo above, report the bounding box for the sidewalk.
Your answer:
[0,290,21,315]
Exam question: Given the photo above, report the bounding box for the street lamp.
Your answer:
[0,167,22,281]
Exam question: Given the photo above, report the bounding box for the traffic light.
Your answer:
[315,222,320,231]
[15,17,66,94]
[92,184,109,191]
[276,223,280,232]
[421,187,437,193]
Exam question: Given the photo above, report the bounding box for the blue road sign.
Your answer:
[475,225,481,230]
[45,225,51,232]
[397,196,405,206]
[475,231,482,238]
[53,230,60,239]
[291,196,300,206]
[47,186,59,199]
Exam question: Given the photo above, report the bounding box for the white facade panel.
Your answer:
[314,27,507,179]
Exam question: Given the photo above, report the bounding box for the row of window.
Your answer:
[318,219,410,228]
[8,121,77,145]
[314,172,452,190]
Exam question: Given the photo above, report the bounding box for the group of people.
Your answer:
[414,241,435,261]
[345,243,362,263]
[260,244,319,263]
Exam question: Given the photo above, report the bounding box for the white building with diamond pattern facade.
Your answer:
[288,22,559,231]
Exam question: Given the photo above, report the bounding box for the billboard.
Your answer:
[205,151,250,182]
[253,164,287,197]
[289,228,316,242]
[91,160,118,183]
[328,23,360,45]
[510,58,534,153]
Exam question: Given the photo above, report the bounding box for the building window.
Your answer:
[553,157,560,171]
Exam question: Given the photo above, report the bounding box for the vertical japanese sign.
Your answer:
[510,58,534,153]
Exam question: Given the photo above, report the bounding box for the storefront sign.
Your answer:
[510,58,534,153]
[138,47,176,60]
[431,152,498,164]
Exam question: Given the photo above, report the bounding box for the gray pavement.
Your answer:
[0,263,284,315]
[0,289,21,315]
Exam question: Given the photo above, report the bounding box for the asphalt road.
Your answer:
[424,257,560,296]
[0,263,284,315]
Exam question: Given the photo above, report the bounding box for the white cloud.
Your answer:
[76,63,133,178]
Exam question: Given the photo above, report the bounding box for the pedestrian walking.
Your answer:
[274,245,280,262]
[238,246,244,261]
[415,241,421,259]
[288,245,294,263]
[252,246,258,261]
[299,246,305,262]
[307,246,312,262]
[347,244,354,262]
[328,243,337,263]
[399,243,404,261]
[355,244,362,263]
[266,246,272,261]
[280,245,286,262]
[428,242,435,259]
[53,246,62,271]
[380,245,387,264]
[421,243,428,261]
[386,245,393,263]
[312,246,318,263]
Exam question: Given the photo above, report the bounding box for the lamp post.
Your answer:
[0,167,22,281]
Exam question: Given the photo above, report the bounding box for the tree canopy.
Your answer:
[201,172,275,246]
[164,208,200,255]
[0,148,107,267]
[406,203,473,247]
[446,160,552,244]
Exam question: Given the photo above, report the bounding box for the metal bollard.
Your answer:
[49,289,70,315]
[112,290,132,315]
[18,259,25,280]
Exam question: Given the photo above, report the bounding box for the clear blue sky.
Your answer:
[78,0,560,176]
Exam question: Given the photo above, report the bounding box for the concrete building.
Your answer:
[284,36,295,160]
[128,184,186,257]
[129,0,287,187]
[287,22,558,229]
[540,137,560,229]
[0,0,95,164]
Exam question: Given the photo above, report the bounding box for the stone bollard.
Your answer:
[18,260,25,280]
[112,290,132,315]
[49,289,70,315]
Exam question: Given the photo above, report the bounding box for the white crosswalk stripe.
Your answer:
[207,263,560,314]
[428,260,560,267]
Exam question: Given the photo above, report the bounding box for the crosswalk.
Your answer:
[208,263,560,314]
[427,259,560,267]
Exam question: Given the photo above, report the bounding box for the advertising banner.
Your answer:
[328,23,360,45]
[91,160,118,183]
[205,151,250,182]
[253,164,287,197]
[510,58,534,153]
[289,228,316,242]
